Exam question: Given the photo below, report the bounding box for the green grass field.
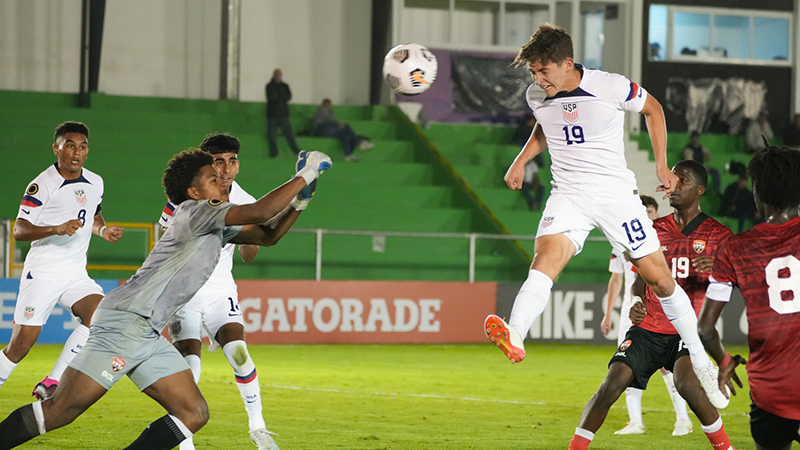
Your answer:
[0,343,767,449]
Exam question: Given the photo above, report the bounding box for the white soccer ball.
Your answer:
[382,43,438,96]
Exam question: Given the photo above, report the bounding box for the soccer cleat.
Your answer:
[250,428,279,450]
[484,315,525,363]
[614,422,645,435]
[672,416,693,436]
[694,363,730,410]
[32,377,58,400]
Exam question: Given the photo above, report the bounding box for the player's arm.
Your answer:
[504,124,546,190]
[628,273,647,324]
[13,217,83,241]
[639,94,677,198]
[92,212,123,243]
[601,272,623,336]
[238,245,259,263]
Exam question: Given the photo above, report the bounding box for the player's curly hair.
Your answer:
[200,132,240,154]
[513,23,573,67]
[640,195,659,213]
[674,159,708,189]
[162,149,214,205]
[748,145,800,210]
[54,121,89,143]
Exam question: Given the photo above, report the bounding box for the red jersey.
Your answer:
[712,217,800,420]
[638,213,732,334]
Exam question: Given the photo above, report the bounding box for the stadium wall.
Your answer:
[0,278,748,346]
[0,0,372,106]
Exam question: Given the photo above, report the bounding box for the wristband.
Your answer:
[631,296,643,305]
[98,225,107,237]
[720,352,732,367]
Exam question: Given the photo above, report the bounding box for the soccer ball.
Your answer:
[382,43,438,96]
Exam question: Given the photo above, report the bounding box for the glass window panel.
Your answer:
[713,15,749,59]
[648,5,667,61]
[673,12,710,57]
[754,17,789,61]
[505,3,550,47]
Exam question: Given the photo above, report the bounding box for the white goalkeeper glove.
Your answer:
[295,151,332,185]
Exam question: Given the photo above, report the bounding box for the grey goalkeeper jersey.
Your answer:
[98,198,242,331]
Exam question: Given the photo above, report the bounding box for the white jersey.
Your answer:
[526,65,648,195]
[17,164,104,280]
[159,181,256,291]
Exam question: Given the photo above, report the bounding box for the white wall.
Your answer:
[0,0,82,93]
[0,0,373,106]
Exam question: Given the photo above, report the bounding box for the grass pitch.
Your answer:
[0,343,761,449]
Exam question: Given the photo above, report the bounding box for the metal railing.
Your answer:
[2,220,608,282]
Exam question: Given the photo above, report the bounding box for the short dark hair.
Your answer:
[54,121,89,143]
[640,195,658,212]
[674,159,708,189]
[513,23,573,67]
[199,133,240,154]
[162,149,214,205]
[749,145,800,210]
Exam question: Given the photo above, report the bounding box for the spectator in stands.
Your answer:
[746,112,773,154]
[783,113,800,150]
[266,68,302,158]
[681,131,721,194]
[312,98,373,162]
[719,161,758,233]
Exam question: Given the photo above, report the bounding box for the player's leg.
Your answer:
[278,116,301,154]
[169,296,205,384]
[659,367,692,436]
[569,362,636,449]
[34,285,104,400]
[616,388,644,435]
[631,252,728,408]
[750,402,799,450]
[133,370,208,450]
[672,355,734,449]
[214,320,279,450]
[0,366,108,449]
[0,324,41,388]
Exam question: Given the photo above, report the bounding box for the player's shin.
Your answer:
[508,269,553,336]
[656,284,711,369]
[123,414,192,450]
[0,402,46,449]
[701,416,733,450]
[222,341,267,432]
[0,350,18,389]
[48,324,90,381]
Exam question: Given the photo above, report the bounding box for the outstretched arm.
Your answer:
[698,297,746,396]
[601,272,623,336]
[505,124,546,190]
[640,95,676,198]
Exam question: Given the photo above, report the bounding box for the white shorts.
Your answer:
[536,191,661,258]
[15,276,104,326]
[167,286,243,351]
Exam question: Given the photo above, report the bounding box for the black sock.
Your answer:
[123,415,187,450]
[0,404,42,449]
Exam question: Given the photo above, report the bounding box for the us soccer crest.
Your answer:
[542,216,555,228]
[693,240,706,253]
[74,189,87,206]
[562,103,578,123]
[111,356,126,373]
[24,306,35,320]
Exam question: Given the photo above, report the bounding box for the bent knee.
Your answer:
[647,277,675,297]
[184,399,209,432]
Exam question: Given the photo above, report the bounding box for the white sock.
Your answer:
[49,324,90,381]
[509,269,553,336]
[173,412,195,450]
[32,401,46,435]
[223,341,267,432]
[700,415,722,433]
[185,355,201,384]
[656,284,711,369]
[179,436,196,450]
[0,349,19,388]
[625,387,643,425]
[662,371,689,420]
[575,427,595,440]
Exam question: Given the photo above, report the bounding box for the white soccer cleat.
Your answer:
[672,416,693,436]
[694,362,730,410]
[614,422,645,435]
[484,315,525,363]
[250,428,279,450]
